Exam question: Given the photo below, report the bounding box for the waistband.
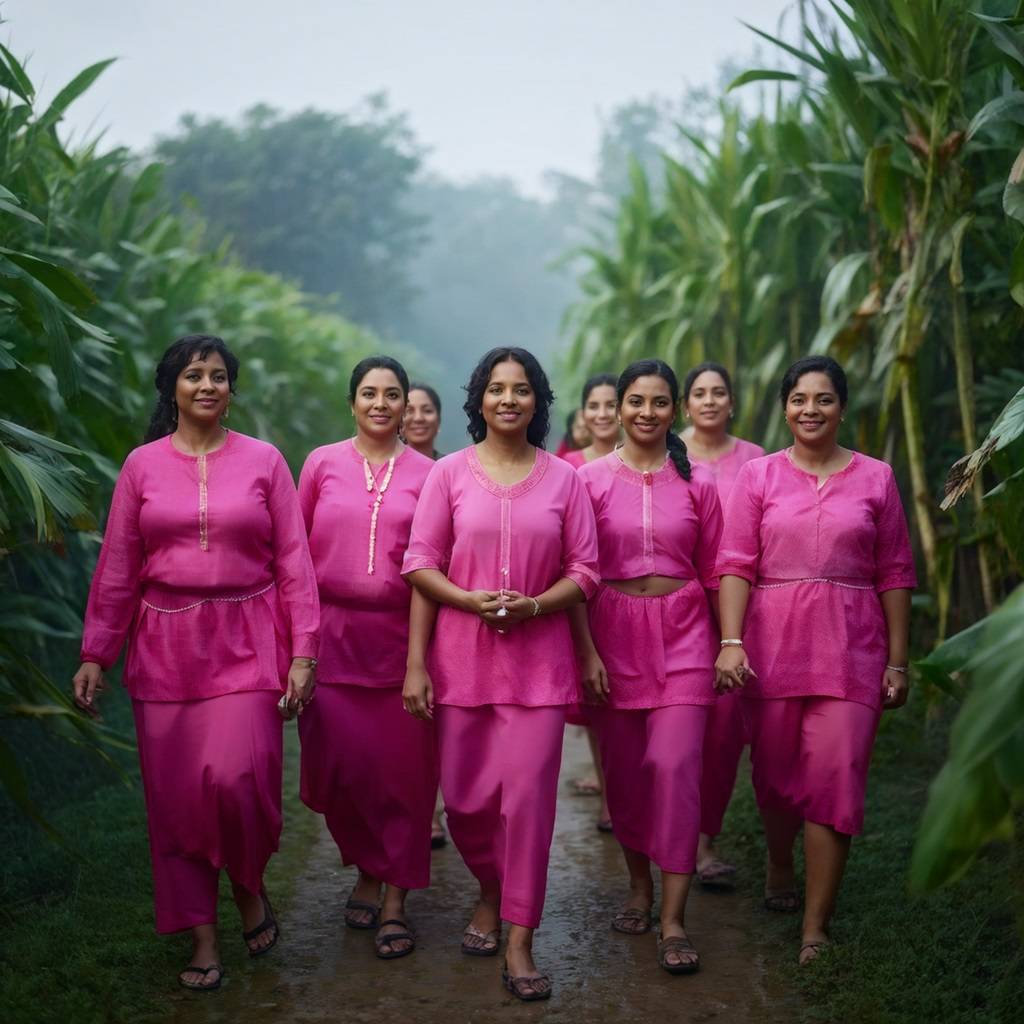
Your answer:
[140,582,275,614]
[599,578,697,600]
[755,576,873,591]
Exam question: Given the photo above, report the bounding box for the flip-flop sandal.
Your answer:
[799,940,831,965]
[611,907,652,935]
[501,960,552,1002]
[657,936,700,975]
[461,923,501,956]
[374,918,416,960]
[242,890,279,957]
[697,860,738,890]
[763,888,799,913]
[344,894,380,930]
[178,964,224,991]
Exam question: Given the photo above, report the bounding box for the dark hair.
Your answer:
[408,381,442,418]
[463,347,554,447]
[144,334,239,443]
[683,361,733,402]
[616,359,691,481]
[778,356,848,408]
[349,355,410,403]
[581,372,617,408]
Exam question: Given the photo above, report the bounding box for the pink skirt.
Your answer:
[588,582,717,708]
[435,704,565,928]
[591,704,708,873]
[700,691,748,837]
[133,691,282,933]
[299,684,438,890]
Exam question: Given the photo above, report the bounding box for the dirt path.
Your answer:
[163,730,793,1022]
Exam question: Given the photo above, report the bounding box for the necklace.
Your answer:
[363,453,396,574]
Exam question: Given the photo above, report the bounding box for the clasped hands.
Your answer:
[463,589,536,629]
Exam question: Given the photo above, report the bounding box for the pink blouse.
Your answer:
[715,449,917,707]
[402,446,600,707]
[577,453,722,588]
[686,437,765,505]
[561,448,587,469]
[298,440,433,687]
[81,431,320,702]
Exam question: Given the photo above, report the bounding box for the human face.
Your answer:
[571,407,591,448]
[404,388,440,452]
[481,359,536,439]
[685,370,732,434]
[174,351,230,428]
[619,375,676,446]
[582,384,618,444]
[352,368,406,441]
[784,371,843,447]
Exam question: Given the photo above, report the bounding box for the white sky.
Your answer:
[4,0,794,194]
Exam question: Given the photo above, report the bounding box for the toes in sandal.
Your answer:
[763,888,799,913]
[799,940,831,965]
[461,924,501,956]
[374,918,416,960]
[502,960,552,1002]
[697,859,737,890]
[178,964,224,991]
[243,890,279,957]
[344,894,380,930]
[657,936,700,975]
[611,907,652,935]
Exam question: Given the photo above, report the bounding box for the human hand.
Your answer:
[72,661,106,718]
[480,590,535,628]
[714,646,756,694]
[285,658,316,717]
[580,649,609,703]
[881,666,909,710]
[403,664,435,720]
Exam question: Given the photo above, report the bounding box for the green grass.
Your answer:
[718,696,1024,1024]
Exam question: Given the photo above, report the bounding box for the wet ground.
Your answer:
[163,730,796,1022]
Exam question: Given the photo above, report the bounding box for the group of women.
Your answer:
[73,334,916,1001]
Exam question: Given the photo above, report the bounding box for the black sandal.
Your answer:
[178,963,224,991]
[501,960,552,1002]
[374,918,416,960]
[242,889,279,957]
[344,893,380,930]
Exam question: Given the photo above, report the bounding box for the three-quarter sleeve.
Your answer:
[559,470,600,599]
[267,450,320,658]
[402,462,453,576]
[693,479,724,591]
[715,461,762,584]
[873,468,918,593]
[296,451,321,535]
[80,456,145,669]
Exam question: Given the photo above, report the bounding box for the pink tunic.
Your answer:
[80,431,320,701]
[715,449,917,709]
[298,440,433,686]
[402,446,600,707]
[561,448,586,469]
[686,437,765,505]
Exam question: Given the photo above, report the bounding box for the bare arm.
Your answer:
[569,601,609,702]
[713,574,755,692]
[403,588,440,720]
[879,587,912,709]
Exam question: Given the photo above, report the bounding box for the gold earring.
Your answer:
[223,404,230,421]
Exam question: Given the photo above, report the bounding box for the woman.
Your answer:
[554,407,590,458]
[404,382,443,461]
[715,356,915,965]
[74,335,319,991]
[573,359,722,976]
[402,348,599,1001]
[562,373,618,469]
[297,356,436,960]
[680,361,765,889]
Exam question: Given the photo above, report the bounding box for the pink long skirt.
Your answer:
[133,691,283,934]
[744,696,880,836]
[699,691,748,837]
[591,704,708,873]
[299,684,438,890]
[435,704,565,929]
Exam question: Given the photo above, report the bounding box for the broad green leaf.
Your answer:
[967,93,1024,141]
[0,43,35,102]
[0,249,97,310]
[37,58,117,131]
[0,198,43,226]
[727,69,800,91]
[0,419,84,456]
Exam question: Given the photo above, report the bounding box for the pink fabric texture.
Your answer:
[744,697,880,835]
[686,437,765,505]
[577,452,723,588]
[715,449,917,708]
[591,704,708,872]
[133,691,283,933]
[81,431,320,701]
[402,445,600,707]
[560,448,587,468]
[435,704,565,928]
[298,440,433,686]
[299,684,438,889]
[699,691,747,836]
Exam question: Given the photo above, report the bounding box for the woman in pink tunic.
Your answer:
[402,347,599,1002]
[73,335,319,991]
[298,356,436,960]
[573,359,722,976]
[715,356,915,966]
[680,361,765,889]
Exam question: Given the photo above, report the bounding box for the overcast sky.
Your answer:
[4,0,793,194]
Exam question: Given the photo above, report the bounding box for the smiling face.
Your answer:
[480,359,536,440]
[352,367,406,442]
[582,384,618,445]
[620,374,676,446]
[404,388,440,451]
[685,370,732,433]
[784,371,843,446]
[174,351,230,427]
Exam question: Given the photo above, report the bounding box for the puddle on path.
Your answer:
[162,730,796,1022]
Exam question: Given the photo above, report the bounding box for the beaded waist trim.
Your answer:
[756,577,873,591]
[141,582,275,614]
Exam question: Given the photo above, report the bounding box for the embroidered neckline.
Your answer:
[465,445,548,498]
[783,447,859,490]
[165,429,234,461]
[610,450,675,486]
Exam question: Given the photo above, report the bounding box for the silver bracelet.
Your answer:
[530,597,542,617]
[720,638,744,648]
[885,664,908,674]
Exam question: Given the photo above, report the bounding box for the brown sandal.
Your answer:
[763,888,799,912]
[799,940,831,965]
[611,907,652,935]
[461,924,501,956]
[502,960,552,1001]
[657,935,700,975]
